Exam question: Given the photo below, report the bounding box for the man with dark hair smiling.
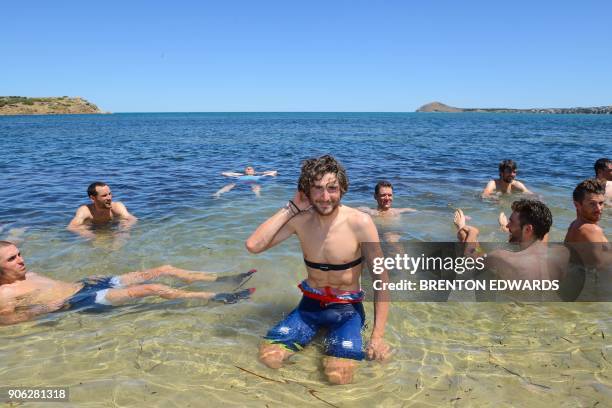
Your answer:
[68,182,137,238]
[246,155,390,385]
[359,180,416,217]
[454,199,568,281]
[482,159,532,198]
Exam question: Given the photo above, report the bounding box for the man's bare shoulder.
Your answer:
[357,206,378,216]
[76,204,93,216]
[487,248,515,262]
[512,180,530,192]
[571,223,607,243]
[486,249,522,277]
[0,274,37,298]
[111,201,127,212]
[345,207,379,242]
[345,205,374,224]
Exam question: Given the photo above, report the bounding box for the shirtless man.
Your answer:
[0,241,255,325]
[454,199,567,282]
[564,179,609,269]
[245,155,390,385]
[359,181,416,216]
[358,181,416,243]
[482,159,531,198]
[594,158,612,203]
[68,182,137,238]
[213,166,278,198]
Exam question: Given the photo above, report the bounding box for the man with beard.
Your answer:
[245,155,390,385]
[68,182,137,238]
[454,199,567,282]
[0,241,256,325]
[482,159,531,198]
[594,158,612,203]
[564,179,609,269]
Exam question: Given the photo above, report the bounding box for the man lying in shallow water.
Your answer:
[0,241,255,325]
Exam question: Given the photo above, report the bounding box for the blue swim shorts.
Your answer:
[264,283,366,360]
[66,276,123,312]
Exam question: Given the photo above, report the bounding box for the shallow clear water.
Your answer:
[0,113,610,406]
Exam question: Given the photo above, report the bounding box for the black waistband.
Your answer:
[303,257,363,271]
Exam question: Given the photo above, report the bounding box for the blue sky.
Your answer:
[3,1,611,112]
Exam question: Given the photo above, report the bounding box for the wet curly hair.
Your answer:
[298,155,348,198]
[573,178,606,203]
[511,199,552,240]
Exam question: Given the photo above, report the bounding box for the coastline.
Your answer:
[416,101,612,114]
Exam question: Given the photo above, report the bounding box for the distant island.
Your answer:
[0,96,105,116]
[416,101,612,114]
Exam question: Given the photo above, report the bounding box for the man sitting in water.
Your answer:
[482,159,532,198]
[454,199,568,281]
[594,158,612,203]
[0,241,255,325]
[213,166,278,198]
[358,180,416,242]
[564,178,609,269]
[68,182,137,239]
[359,181,417,217]
[246,155,390,385]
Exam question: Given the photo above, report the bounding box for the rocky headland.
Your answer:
[0,96,105,115]
[416,101,612,114]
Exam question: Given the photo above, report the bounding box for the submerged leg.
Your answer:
[323,357,358,385]
[213,183,236,198]
[117,266,256,288]
[104,284,255,305]
[104,284,215,305]
[117,265,218,286]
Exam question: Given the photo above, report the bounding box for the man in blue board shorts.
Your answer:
[246,155,390,385]
[0,241,255,325]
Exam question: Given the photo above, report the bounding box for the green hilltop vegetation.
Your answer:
[0,96,105,115]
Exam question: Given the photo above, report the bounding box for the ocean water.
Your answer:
[0,112,610,406]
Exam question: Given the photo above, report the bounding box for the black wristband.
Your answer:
[289,200,301,214]
[284,201,297,216]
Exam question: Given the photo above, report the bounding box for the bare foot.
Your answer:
[453,209,466,230]
[498,212,509,232]
[259,343,293,369]
[323,357,357,385]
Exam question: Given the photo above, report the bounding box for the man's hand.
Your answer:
[292,190,311,211]
[498,212,509,232]
[366,336,391,362]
